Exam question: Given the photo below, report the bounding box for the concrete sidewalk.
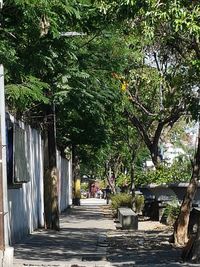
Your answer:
[13,198,114,267]
[13,199,200,267]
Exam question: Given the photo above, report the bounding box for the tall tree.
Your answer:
[97,0,200,247]
[1,0,89,228]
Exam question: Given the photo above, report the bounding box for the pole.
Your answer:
[0,116,5,250]
[0,66,5,250]
[0,0,5,250]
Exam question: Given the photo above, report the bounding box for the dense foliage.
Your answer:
[111,193,133,215]
[136,161,191,186]
[1,0,199,187]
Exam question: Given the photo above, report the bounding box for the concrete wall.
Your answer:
[7,118,72,245]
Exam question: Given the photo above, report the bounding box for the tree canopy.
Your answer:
[1,0,200,185]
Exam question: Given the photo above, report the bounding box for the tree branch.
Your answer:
[78,33,99,49]
[127,88,157,116]
[163,106,184,126]
[125,109,152,149]
[153,121,164,148]
[153,52,161,72]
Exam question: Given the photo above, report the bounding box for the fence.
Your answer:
[6,114,72,244]
[57,151,72,212]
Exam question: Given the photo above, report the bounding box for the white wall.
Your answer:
[7,118,72,244]
[57,152,72,212]
[7,124,44,244]
[0,65,14,267]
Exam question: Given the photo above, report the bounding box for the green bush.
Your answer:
[116,173,131,188]
[111,193,132,216]
[162,203,180,225]
[81,182,89,191]
[135,162,191,186]
[135,194,145,214]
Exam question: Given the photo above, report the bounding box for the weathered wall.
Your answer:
[7,124,44,244]
[7,117,72,245]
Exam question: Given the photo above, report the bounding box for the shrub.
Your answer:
[116,173,131,189]
[135,162,191,186]
[162,202,180,225]
[111,193,132,216]
[81,182,89,192]
[135,194,145,214]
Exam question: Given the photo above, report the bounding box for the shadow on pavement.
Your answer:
[14,203,113,263]
[107,229,196,267]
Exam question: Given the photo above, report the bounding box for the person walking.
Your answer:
[105,185,111,204]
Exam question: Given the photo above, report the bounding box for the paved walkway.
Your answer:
[13,199,114,267]
[13,199,200,267]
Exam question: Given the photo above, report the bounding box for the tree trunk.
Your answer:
[150,143,161,169]
[106,165,116,194]
[173,124,200,247]
[130,160,135,197]
[113,155,122,188]
[173,178,198,246]
[43,105,60,230]
[72,145,81,206]
[130,153,136,210]
[184,215,200,262]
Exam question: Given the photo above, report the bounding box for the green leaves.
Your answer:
[136,161,191,186]
[6,76,49,115]
[2,0,199,183]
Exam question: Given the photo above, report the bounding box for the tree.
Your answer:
[3,0,200,248]
[129,0,200,249]
[1,0,88,228]
[173,124,200,248]
[54,30,129,201]
[139,0,200,248]
[2,0,134,208]
[97,0,200,248]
